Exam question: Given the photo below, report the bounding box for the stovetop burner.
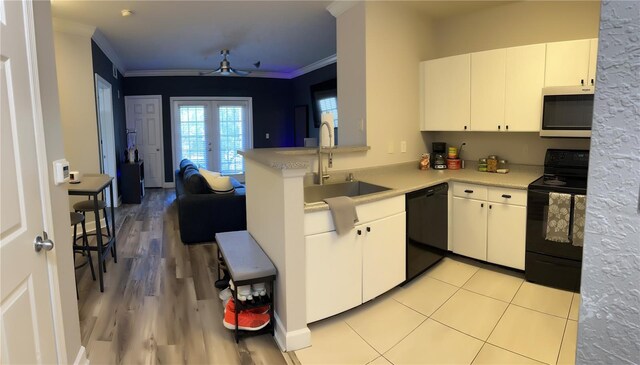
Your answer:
[528,149,590,193]
[543,177,567,186]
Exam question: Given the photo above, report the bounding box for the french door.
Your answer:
[172,97,252,174]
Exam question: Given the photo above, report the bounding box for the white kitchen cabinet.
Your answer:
[305,196,406,323]
[545,39,598,87]
[421,54,470,131]
[587,38,599,86]
[504,43,546,132]
[452,184,527,270]
[471,49,506,131]
[362,212,406,302]
[305,228,363,324]
[452,196,488,261]
[487,202,527,270]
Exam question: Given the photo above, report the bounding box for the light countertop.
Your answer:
[303,162,542,212]
[239,146,370,170]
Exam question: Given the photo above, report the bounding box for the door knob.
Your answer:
[156,148,160,151]
[34,232,54,252]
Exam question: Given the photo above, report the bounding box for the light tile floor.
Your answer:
[294,256,580,365]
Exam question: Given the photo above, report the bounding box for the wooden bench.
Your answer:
[215,230,276,342]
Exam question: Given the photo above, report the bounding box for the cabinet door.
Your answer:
[487,203,527,270]
[588,38,598,86]
[504,44,546,132]
[422,54,471,131]
[362,212,406,303]
[471,49,506,131]
[545,39,591,87]
[306,230,362,323]
[452,197,487,261]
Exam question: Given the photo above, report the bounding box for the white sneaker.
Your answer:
[219,287,232,301]
[237,284,253,301]
[251,283,267,297]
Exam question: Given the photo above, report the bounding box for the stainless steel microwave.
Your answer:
[540,86,594,138]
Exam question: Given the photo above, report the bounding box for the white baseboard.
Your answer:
[274,312,311,352]
[163,181,175,189]
[73,345,89,365]
[77,218,107,235]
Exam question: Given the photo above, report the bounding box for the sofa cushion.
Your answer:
[183,166,208,194]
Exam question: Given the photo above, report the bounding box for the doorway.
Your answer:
[95,74,119,206]
[125,95,164,188]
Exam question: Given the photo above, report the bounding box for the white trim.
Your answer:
[95,74,119,206]
[52,17,95,37]
[124,55,337,80]
[273,312,311,352]
[91,29,126,75]
[124,95,166,187]
[81,218,107,235]
[163,182,175,189]
[73,346,89,365]
[289,54,337,79]
[326,1,359,17]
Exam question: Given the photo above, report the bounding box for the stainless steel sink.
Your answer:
[304,181,390,203]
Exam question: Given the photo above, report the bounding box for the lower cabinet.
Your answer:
[452,183,527,270]
[305,196,406,323]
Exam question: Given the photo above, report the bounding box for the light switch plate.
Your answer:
[400,141,407,153]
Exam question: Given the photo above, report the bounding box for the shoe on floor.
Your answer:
[223,300,270,331]
[215,273,230,290]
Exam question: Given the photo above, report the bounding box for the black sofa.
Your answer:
[175,159,247,244]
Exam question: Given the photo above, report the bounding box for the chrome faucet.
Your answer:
[317,121,334,185]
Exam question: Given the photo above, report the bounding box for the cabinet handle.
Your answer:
[506,125,509,131]
[366,227,371,232]
[498,125,501,130]
[481,203,484,208]
[489,204,492,209]
[464,189,474,194]
[501,194,512,199]
[581,79,585,86]
[591,79,595,85]
[357,229,362,236]
[464,125,468,130]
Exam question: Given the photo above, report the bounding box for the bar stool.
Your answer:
[71,212,95,298]
[73,199,115,264]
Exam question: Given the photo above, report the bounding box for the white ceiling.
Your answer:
[50,1,513,77]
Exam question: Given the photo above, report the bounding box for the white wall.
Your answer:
[578,1,640,363]
[332,2,435,170]
[33,3,83,363]
[53,20,100,177]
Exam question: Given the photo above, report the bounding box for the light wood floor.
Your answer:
[76,189,291,364]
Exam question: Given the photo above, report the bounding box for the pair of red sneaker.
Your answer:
[223,299,270,331]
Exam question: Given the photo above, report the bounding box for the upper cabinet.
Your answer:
[471,49,507,131]
[420,38,597,132]
[420,54,470,131]
[504,43,547,132]
[545,38,598,87]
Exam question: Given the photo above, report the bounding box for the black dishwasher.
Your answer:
[405,183,448,283]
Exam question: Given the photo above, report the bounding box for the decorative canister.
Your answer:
[478,158,488,172]
[447,158,461,170]
[487,155,499,173]
[448,146,458,159]
[419,153,430,170]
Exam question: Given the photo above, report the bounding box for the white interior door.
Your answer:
[95,74,118,206]
[1,0,58,362]
[126,96,163,187]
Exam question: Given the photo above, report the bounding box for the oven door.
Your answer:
[526,188,583,261]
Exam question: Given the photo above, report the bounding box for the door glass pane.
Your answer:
[178,105,207,168]
[318,96,338,127]
[219,106,244,174]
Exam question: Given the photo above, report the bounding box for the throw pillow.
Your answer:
[207,176,236,194]
[199,168,221,187]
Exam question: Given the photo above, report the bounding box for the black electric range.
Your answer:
[525,149,589,291]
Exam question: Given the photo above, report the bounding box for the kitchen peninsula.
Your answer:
[239,147,542,352]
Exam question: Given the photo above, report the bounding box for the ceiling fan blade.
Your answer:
[199,67,222,76]
[230,68,250,76]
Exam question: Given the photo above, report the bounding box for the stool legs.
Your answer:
[81,218,96,281]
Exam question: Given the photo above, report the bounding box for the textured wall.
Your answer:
[577,1,640,364]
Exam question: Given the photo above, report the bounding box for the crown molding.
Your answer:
[92,29,126,75]
[326,1,359,17]
[124,69,290,79]
[289,54,337,79]
[125,54,337,79]
[52,18,95,38]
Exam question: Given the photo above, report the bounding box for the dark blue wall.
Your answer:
[91,40,126,196]
[123,64,336,183]
[292,63,337,142]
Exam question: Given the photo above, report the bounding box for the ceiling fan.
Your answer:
[200,49,258,76]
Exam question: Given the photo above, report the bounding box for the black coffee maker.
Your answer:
[432,142,447,169]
